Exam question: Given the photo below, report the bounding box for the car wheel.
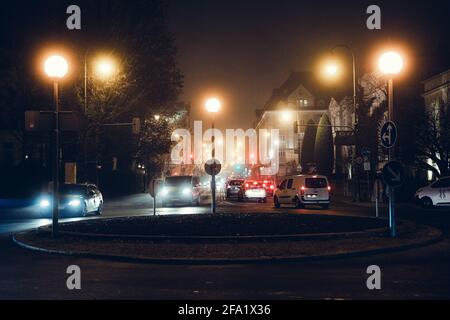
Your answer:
[274,196,281,208]
[295,197,304,209]
[238,193,244,202]
[96,202,103,215]
[262,197,267,203]
[421,197,433,208]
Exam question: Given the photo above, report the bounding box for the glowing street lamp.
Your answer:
[205,97,221,214]
[44,54,69,238]
[378,51,404,75]
[378,50,404,238]
[205,98,221,113]
[95,57,116,78]
[324,62,338,77]
[44,55,69,79]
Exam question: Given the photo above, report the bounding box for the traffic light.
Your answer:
[293,120,298,134]
[132,117,141,135]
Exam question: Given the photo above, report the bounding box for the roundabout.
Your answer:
[13,213,442,264]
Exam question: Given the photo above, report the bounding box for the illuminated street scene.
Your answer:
[0,0,449,304]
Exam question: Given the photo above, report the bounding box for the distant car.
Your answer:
[415,177,450,208]
[243,180,267,203]
[39,183,103,217]
[160,176,201,207]
[226,179,245,200]
[274,175,331,209]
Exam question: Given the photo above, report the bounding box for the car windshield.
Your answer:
[305,178,328,189]
[165,176,192,187]
[60,185,86,195]
[229,180,244,186]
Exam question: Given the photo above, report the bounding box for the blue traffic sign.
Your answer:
[382,161,405,188]
[380,121,397,148]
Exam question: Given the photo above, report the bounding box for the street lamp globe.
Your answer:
[95,58,115,78]
[324,62,338,77]
[205,98,221,113]
[44,55,68,79]
[378,51,404,75]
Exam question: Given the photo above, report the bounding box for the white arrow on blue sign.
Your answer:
[382,161,405,187]
[380,121,397,148]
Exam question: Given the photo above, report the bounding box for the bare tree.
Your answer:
[414,99,450,178]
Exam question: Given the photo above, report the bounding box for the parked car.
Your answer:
[39,183,103,217]
[225,179,245,200]
[274,175,331,209]
[242,180,267,203]
[160,175,201,207]
[415,177,450,208]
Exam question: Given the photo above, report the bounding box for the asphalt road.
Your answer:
[1,194,449,299]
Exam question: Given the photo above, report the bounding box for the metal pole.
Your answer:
[153,180,156,216]
[211,117,216,214]
[52,81,60,238]
[388,78,396,237]
[84,53,87,114]
[84,52,88,181]
[331,45,358,202]
[375,179,379,218]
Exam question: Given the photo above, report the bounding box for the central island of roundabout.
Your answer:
[14,213,441,263]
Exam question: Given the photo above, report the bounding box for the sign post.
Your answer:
[382,161,406,237]
[149,179,163,216]
[205,159,221,214]
[380,119,400,237]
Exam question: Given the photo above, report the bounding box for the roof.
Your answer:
[263,71,334,111]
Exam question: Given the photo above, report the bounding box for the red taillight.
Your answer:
[328,186,331,191]
[263,184,266,188]
[300,186,305,195]
[245,183,249,188]
[270,185,274,190]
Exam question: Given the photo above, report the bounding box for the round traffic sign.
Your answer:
[382,161,406,188]
[380,121,397,149]
[148,179,163,197]
[205,158,221,176]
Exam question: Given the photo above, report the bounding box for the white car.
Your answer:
[39,183,103,217]
[274,175,331,209]
[415,177,450,207]
[243,180,267,202]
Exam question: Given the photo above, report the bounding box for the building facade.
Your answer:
[255,72,330,177]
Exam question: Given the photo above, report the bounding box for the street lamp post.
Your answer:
[378,51,404,238]
[44,55,69,238]
[326,45,358,201]
[83,55,116,183]
[205,98,221,214]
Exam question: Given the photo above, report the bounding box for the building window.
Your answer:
[298,99,308,107]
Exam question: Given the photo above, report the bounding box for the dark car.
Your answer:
[160,176,201,207]
[39,183,103,217]
[226,179,245,200]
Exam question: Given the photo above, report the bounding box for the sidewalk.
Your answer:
[334,194,418,210]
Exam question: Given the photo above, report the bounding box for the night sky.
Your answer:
[1,0,449,130]
[168,0,450,129]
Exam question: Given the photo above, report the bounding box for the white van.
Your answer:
[274,175,331,209]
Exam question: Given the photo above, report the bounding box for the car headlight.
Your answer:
[182,187,191,195]
[68,199,81,207]
[160,187,168,196]
[39,199,50,208]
